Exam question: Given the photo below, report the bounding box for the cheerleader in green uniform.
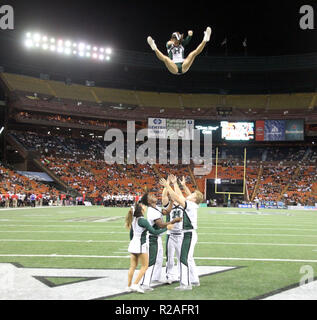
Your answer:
[125,203,176,293]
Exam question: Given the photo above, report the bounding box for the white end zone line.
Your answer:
[0,254,317,263]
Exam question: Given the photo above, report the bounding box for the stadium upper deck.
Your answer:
[1,72,317,122]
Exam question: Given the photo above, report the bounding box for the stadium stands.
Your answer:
[0,162,61,207]
[0,71,316,208]
[1,72,316,116]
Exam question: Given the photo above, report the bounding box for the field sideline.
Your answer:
[0,206,317,300]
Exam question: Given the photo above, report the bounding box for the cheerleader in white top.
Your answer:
[147,27,212,75]
[125,203,174,293]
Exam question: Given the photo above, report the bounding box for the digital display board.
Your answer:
[220,121,255,141]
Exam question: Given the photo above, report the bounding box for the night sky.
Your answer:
[0,0,317,58]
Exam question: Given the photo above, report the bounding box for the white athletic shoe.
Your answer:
[125,286,132,292]
[203,27,212,42]
[130,284,145,294]
[166,279,173,285]
[191,282,200,287]
[147,36,157,51]
[151,280,163,284]
[175,285,193,291]
[140,285,154,292]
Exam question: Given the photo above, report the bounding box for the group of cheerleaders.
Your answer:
[125,175,203,293]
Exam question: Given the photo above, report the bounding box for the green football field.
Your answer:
[0,206,317,300]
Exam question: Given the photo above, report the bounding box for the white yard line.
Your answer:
[1,224,317,232]
[0,239,128,243]
[0,254,316,263]
[1,230,317,238]
[0,239,317,247]
[197,241,317,247]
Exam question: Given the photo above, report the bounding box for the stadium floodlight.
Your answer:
[24,31,112,63]
[25,39,34,48]
[78,43,85,50]
[33,33,41,42]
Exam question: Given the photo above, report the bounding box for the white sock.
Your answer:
[147,36,157,51]
[203,27,212,42]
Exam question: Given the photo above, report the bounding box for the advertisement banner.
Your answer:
[255,120,265,141]
[265,120,285,141]
[148,118,167,139]
[285,120,304,141]
[185,119,195,140]
[238,204,253,208]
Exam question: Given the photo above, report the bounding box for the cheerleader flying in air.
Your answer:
[147,26,212,75]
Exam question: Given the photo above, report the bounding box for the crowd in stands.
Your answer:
[15,112,147,131]
[15,111,134,130]
[0,162,62,208]
[3,130,317,207]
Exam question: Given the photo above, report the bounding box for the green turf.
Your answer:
[0,206,317,300]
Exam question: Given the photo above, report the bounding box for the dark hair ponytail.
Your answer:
[134,204,143,218]
[140,193,149,206]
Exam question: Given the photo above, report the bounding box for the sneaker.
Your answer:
[175,285,192,291]
[125,286,132,292]
[140,285,154,292]
[151,280,164,284]
[130,284,145,294]
[191,282,200,287]
[147,36,157,51]
[166,279,173,285]
[203,27,212,42]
